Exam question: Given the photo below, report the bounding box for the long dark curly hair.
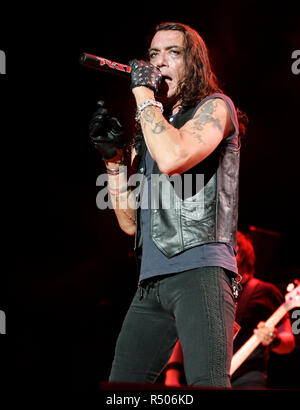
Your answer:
[150,22,248,138]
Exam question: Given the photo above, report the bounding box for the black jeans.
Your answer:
[109,266,236,387]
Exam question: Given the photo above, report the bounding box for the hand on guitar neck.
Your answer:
[253,320,295,354]
[230,282,299,376]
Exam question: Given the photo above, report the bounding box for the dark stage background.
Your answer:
[1,1,300,393]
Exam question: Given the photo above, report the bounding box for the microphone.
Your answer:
[79,53,131,79]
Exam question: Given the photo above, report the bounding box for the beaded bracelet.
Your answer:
[106,164,127,175]
[106,167,120,175]
[135,99,163,122]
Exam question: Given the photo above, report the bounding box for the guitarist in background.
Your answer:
[164,231,295,388]
[231,231,295,387]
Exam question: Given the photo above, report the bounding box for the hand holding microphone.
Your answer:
[129,59,162,94]
[79,53,162,94]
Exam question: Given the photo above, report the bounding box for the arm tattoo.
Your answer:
[141,106,155,124]
[152,120,166,134]
[192,100,223,145]
[141,105,166,134]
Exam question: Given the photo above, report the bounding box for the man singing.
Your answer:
[89,22,246,387]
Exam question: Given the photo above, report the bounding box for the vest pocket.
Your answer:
[180,199,205,221]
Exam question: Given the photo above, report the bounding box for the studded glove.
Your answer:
[129,59,162,94]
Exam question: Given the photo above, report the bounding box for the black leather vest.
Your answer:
[134,94,240,260]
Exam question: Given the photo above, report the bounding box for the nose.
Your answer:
[153,52,168,68]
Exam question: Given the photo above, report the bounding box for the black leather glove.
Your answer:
[89,101,125,160]
[129,59,162,94]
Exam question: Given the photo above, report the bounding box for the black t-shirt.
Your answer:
[232,278,284,380]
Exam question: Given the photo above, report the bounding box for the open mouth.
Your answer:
[162,75,172,83]
[157,75,173,96]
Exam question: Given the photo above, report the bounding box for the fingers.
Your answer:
[89,101,109,135]
[108,117,123,134]
[92,107,108,119]
[129,59,162,92]
[128,59,139,69]
[91,100,108,121]
[254,323,277,346]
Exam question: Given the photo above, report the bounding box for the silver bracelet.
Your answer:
[135,99,163,122]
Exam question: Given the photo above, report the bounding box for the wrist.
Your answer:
[105,160,124,171]
[106,164,128,196]
[106,164,127,176]
[132,86,155,105]
[104,149,124,168]
[135,99,164,123]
